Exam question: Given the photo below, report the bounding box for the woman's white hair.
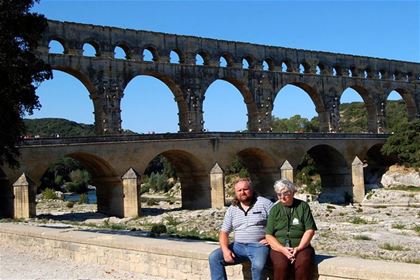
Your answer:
[273,179,297,193]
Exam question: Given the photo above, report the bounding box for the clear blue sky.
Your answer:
[29,0,420,133]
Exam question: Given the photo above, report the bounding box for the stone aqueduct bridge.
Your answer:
[38,20,419,134]
[2,133,389,218]
[1,20,419,218]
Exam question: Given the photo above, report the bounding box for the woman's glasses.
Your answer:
[276,191,292,198]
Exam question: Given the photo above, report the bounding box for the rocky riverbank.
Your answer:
[15,187,418,265]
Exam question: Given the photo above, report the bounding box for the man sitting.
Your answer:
[209,178,273,280]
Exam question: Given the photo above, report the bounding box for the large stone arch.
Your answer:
[203,77,255,131]
[65,152,121,216]
[144,149,210,209]
[124,72,186,132]
[202,78,250,131]
[304,144,351,203]
[386,87,418,120]
[342,85,377,132]
[235,147,279,197]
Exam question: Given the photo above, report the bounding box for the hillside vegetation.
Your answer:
[271,100,408,133]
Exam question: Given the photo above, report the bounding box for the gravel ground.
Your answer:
[1,188,419,279]
[0,242,165,280]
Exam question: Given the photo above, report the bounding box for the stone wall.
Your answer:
[1,223,419,280]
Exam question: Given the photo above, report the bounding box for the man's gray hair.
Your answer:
[273,179,297,194]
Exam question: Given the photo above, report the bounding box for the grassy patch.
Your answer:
[386,185,419,192]
[413,225,420,234]
[349,217,369,224]
[379,243,405,251]
[392,223,406,230]
[353,235,372,241]
[164,214,180,226]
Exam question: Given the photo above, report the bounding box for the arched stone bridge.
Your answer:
[37,20,420,134]
[1,133,390,218]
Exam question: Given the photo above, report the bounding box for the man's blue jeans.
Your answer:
[208,242,269,280]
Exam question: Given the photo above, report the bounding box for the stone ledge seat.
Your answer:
[0,223,418,280]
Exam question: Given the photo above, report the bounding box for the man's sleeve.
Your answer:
[220,207,233,233]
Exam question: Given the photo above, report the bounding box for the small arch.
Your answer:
[219,53,234,67]
[242,58,250,69]
[348,68,353,77]
[82,42,97,57]
[170,50,181,64]
[299,64,305,74]
[316,65,321,75]
[142,49,154,62]
[378,71,383,79]
[281,62,288,72]
[263,59,275,71]
[195,53,205,65]
[262,60,269,71]
[48,40,65,54]
[220,56,228,67]
[142,46,158,62]
[114,46,127,60]
[392,73,396,81]
[332,67,338,76]
[363,70,368,78]
[196,50,210,66]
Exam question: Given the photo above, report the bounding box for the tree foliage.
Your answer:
[381,119,420,167]
[40,157,91,193]
[271,115,319,133]
[0,0,52,167]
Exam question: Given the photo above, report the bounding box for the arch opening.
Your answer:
[48,40,65,54]
[203,79,249,132]
[339,88,367,132]
[385,90,409,133]
[114,46,127,60]
[170,50,181,64]
[272,84,319,132]
[144,150,209,210]
[28,70,94,137]
[82,43,97,57]
[122,75,179,133]
[299,145,351,204]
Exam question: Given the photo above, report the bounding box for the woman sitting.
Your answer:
[265,179,317,280]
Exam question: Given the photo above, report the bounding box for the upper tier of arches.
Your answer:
[42,20,419,82]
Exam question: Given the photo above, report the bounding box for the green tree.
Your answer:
[0,0,52,167]
[381,119,420,167]
[271,115,318,133]
[40,157,87,191]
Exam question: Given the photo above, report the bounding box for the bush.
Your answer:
[150,224,167,236]
[66,201,74,208]
[42,188,58,200]
[381,119,420,167]
[65,181,88,194]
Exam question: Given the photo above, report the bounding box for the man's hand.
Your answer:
[222,248,235,264]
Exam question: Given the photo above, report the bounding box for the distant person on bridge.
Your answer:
[265,179,317,280]
[208,178,273,280]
